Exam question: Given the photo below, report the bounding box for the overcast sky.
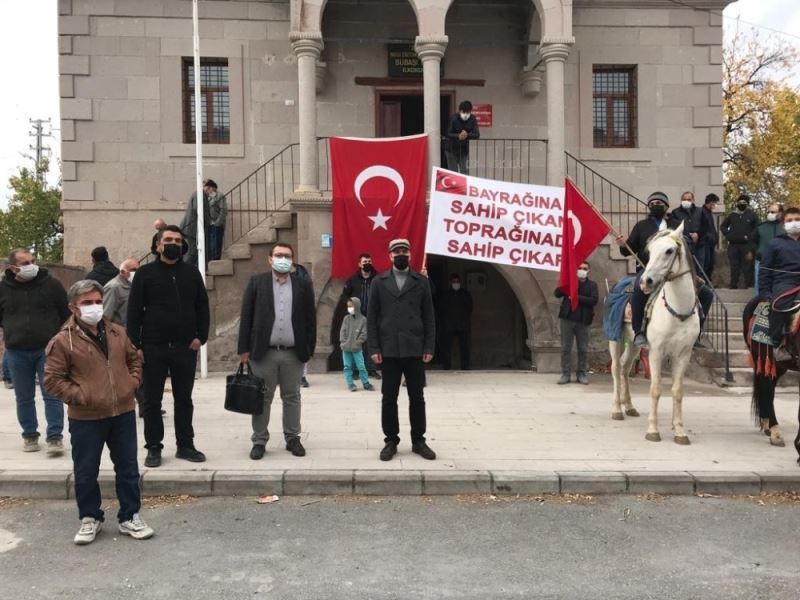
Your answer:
[0,0,797,208]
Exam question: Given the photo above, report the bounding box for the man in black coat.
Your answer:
[0,249,70,453]
[238,242,316,460]
[669,192,703,255]
[444,100,480,174]
[367,238,436,462]
[439,273,473,370]
[697,193,720,282]
[342,253,380,379]
[554,261,598,385]
[127,225,210,468]
[721,194,759,288]
[85,246,119,286]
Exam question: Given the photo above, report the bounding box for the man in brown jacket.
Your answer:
[44,279,154,545]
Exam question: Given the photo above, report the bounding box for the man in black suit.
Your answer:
[367,238,436,462]
[238,242,316,460]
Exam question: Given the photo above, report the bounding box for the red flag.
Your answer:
[559,178,611,309]
[330,135,428,278]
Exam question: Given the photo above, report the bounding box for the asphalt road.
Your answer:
[1,494,799,599]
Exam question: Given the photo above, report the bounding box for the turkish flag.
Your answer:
[558,178,611,310]
[330,134,428,278]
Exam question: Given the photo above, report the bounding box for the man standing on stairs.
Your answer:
[180,180,213,270]
[127,225,210,468]
[721,195,758,289]
[755,203,784,291]
[668,191,704,264]
[615,192,714,349]
[697,193,720,283]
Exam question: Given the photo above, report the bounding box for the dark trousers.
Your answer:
[445,150,468,174]
[209,225,224,261]
[695,244,715,284]
[559,319,589,376]
[362,346,378,373]
[728,243,754,288]
[630,272,713,335]
[69,411,140,523]
[380,357,427,444]
[142,343,197,450]
[441,328,470,370]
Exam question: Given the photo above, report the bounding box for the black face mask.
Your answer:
[649,205,667,218]
[393,255,409,270]
[737,203,748,211]
[162,244,182,261]
[361,263,374,273]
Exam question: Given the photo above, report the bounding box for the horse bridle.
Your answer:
[655,237,700,322]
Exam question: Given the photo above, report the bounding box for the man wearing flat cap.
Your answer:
[615,191,714,349]
[367,238,437,462]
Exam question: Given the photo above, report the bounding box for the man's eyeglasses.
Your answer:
[272,253,293,259]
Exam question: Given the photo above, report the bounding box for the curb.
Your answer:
[1,469,799,499]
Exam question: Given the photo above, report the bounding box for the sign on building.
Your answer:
[472,104,493,127]
[387,44,423,77]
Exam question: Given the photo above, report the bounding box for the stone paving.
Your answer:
[1,371,798,497]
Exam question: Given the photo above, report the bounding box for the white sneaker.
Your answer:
[118,513,154,540]
[22,437,40,452]
[74,517,102,545]
[46,438,64,456]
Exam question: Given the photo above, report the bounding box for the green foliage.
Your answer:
[0,159,63,263]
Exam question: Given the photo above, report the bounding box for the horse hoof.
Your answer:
[769,426,785,447]
[625,408,640,417]
[612,412,624,421]
[674,435,691,445]
[645,432,662,442]
[770,438,786,447]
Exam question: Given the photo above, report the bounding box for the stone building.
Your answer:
[56,0,731,372]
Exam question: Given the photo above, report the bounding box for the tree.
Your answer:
[723,26,800,213]
[0,159,63,263]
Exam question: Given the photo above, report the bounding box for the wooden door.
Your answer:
[378,100,402,137]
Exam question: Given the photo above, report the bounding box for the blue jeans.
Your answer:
[5,347,63,440]
[209,224,224,261]
[342,350,369,386]
[70,411,140,523]
[2,353,11,382]
[754,260,760,296]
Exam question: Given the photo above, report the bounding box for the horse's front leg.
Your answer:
[610,341,624,420]
[670,352,692,445]
[646,348,663,442]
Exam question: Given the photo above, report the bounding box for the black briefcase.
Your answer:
[224,362,265,415]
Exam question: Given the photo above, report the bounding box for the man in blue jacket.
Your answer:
[757,207,800,360]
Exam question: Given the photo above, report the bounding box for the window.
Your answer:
[182,58,230,144]
[592,66,637,148]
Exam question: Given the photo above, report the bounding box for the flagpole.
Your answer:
[192,0,208,379]
[566,176,646,271]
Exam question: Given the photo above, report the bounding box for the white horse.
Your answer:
[610,222,700,444]
[609,312,641,421]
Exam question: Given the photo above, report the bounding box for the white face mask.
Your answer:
[347,306,355,315]
[767,213,778,222]
[784,221,800,235]
[451,283,461,291]
[681,201,692,209]
[15,264,39,281]
[79,304,104,326]
[127,270,136,283]
[577,269,589,280]
[460,112,470,121]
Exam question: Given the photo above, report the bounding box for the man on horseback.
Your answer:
[615,191,714,349]
[757,207,800,362]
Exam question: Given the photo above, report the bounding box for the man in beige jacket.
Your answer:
[45,279,154,545]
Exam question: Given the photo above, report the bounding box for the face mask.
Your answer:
[15,264,39,281]
[207,191,217,199]
[393,255,409,270]
[162,244,182,261]
[737,203,748,212]
[767,213,778,222]
[272,257,292,273]
[460,112,470,121]
[361,263,374,273]
[79,304,104,326]
[127,270,136,283]
[577,269,588,280]
[649,205,666,218]
[784,221,800,235]
[681,201,692,210]
[451,283,461,291]
[347,306,355,315]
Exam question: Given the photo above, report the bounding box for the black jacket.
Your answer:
[0,268,70,350]
[698,206,718,247]
[126,258,210,347]
[367,269,435,358]
[555,279,599,326]
[342,270,377,316]
[444,113,480,155]
[439,288,473,332]
[721,209,758,245]
[757,234,800,300]
[237,271,316,363]
[668,205,703,241]
[86,260,119,287]
[619,216,667,266]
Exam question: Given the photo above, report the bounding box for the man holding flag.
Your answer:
[554,261,598,385]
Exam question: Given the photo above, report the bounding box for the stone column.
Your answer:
[539,40,573,186]
[290,31,323,194]
[415,36,448,177]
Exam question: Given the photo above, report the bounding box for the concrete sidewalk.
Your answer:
[1,372,798,497]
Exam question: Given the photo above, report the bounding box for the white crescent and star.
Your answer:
[440,174,461,190]
[567,210,582,245]
[353,165,405,231]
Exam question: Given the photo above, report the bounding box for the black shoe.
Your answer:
[412,442,436,460]
[144,449,161,468]
[368,370,382,380]
[300,377,310,388]
[286,437,306,457]
[249,445,265,460]
[379,442,398,461]
[175,447,206,462]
